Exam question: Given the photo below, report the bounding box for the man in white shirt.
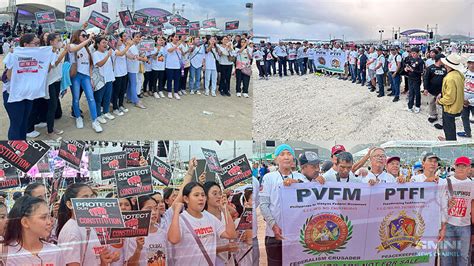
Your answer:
[360,147,405,185]
[348,46,358,83]
[260,144,308,266]
[366,46,378,92]
[298,151,325,183]
[386,156,401,178]
[374,46,386,97]
[410,152,440,183]
[438,156,474,266]
[273,41,288,77]
[323,144,346,180]
[325,152,361,183]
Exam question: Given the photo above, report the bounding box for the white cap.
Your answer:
[468,55,474,63]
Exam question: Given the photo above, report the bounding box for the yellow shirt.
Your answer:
[438,70,465,115]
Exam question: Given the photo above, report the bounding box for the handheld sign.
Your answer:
[88,11,110,30]
[100,152,127,180]
[218,154,252,189]
[158,16,168,24]
[49,166,64,203]
[65,6,80,23]
[83,0,97,7]
[236,208,252,231]
[225,21,239,31]
[202,18,216,28]
[189,21,200,31]
[0,141,50,173]
[58,140,85,170]
[176,25,189,35]
[95,227,121,245]
[35,11,57,25]
[36,157,50,174]
[109,210,152,239]
[71,198,125,228]
[115,166,153,198]
[101,2,108,13]
[133,13,149,27]
[123,145,151,167]
[119,10,133,27]
[108,35,118,50]
[0,158,20,190]
[150,156,172,186]
[149,17,161,27]
[201,148,222,173]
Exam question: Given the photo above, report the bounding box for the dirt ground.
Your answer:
[0,54,252,140]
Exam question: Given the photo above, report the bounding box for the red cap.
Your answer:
[331,145,346,155]
[387,156,400,164]
[455,156,471,166]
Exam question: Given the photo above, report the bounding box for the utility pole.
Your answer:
[378,29,384,44]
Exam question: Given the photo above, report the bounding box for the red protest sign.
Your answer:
[88,11,110,30]
[65,6,80,23]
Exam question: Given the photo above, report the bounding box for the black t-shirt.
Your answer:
[407,57,424,80]
[423,64,447,96]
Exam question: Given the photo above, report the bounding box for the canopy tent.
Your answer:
[400,29,429,36]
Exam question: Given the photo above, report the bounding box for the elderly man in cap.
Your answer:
[386,156,401,178]
[259,144,308,266]
[457,55,474,138]
[438,53,466,140]
[322,144,346,180]
[405,46,425,113]
[298,151,325,183]
[410,152,440,182]
[360,147,405,185]
[374,46,386,97]
[438,156,473,266]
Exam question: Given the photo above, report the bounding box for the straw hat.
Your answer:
[441,53,465,72]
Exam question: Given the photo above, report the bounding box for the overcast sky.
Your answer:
[255,0,474,41]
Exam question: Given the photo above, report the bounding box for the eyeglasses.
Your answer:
[372,155,387,159]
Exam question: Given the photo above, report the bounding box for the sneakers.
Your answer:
[92,120,103,133]
[26,131,40,138]
[104,113,115,120]
[243,93,249,98]
[190,90,195,95]
[428,117,437,123]
[159,91,165,98]
[153,92,160,99]
[178,91,183,96]
[168,92,173,99]
[414,107,420,113]
[136,102,147,109]
[113,109,124,116]
[119,106,129,113]
[76,117,84,129]
[407,107,414,113]
[34,122,47,128]
[174,93,181,100]
[236,93,242,97]
[97,115,107,124]
[196,91,202,95]
[457,132,472,138]
[204,91,209,96]
[392,96,399,102]
[434,123,443,130]
[182,90,187,95]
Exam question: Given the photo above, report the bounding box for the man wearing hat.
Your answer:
[361,147,405,185]
[438,53,466,140]
[405,46,425,113]
[259,144,308,266]
[387,46,402,102]
[410,152,440,182]
[457,55,474,138]
[374,46,386,97]
[298,151,325,184]
[438,156,473,266]
[423,54,447,128]
[323,144,346,180]
[386,156,401,178]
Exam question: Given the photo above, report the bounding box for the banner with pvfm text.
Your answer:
[281,182,440,266]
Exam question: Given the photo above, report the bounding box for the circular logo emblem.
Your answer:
[302,213,350,254]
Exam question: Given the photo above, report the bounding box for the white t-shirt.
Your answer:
[125,225,168,265]
[47,49,63,86]
[179,43,190,66]
[388,54,401,72]
[260,171,308,237]
[349,51,358,64]
[411,173,430,182]
[375,54,385,75]
[3,46,55,103]
[143,51,152,72]
[216,44,233,66]
[464,70,474,106]
[57,219,102,265]
[252,176,260,238]
[323,167,360,182]
[368,52,378,70]
[204,47,218,70]
[362,171,396,183]
[151,47,166,71]
[6,242,64,266]
[109,241,126,266]
[440,177,474,226]
[126,45,140,73]
[190,45,205,68]
[93,50,116,83]
[71,45,91,76]
[113,44,128,77]
[171,210,225,265]
[165,43,182,70]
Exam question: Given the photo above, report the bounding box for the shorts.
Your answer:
[368,69,376,80]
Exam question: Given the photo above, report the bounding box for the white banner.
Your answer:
[313,51,346,74]
[281,182,440,265]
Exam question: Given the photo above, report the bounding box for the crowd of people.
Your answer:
[1,26,254,140]
[0,157,254,265]
[253,40,473,141]
[253,143,474,266]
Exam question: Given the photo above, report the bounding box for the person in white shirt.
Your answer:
[259,144,308,265]
[3,196,64,265]
[325,152,361,183]
[235,39,251,98]
[2,38,10,58]
[188,37,206,94]
[126,32,147,108]
[111,32,133,116]
[178,36,191,95]
[251,176,260,266]
[374,46,386,97]
[387,46,402,102]
[410,153,440,183]
[92,36,116,125]
[203,36,219,97]
[216,36,234,97]
[348,46,358,83]
[150,36,167,99]
[438,156,474,266]
[385,156,401,178]
[165,33,184,100]
[273,42,288,77]
[360,147,405,185]
[458,55,474,138]
[287,42,297,75]
[366,46,378,91]
[322,144,347,180]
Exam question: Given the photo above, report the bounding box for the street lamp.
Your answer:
[378,29,384,43]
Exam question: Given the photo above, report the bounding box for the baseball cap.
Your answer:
[331,145,346,156]
[299,151,321,166]
[376,46,383,51]
[434,54,445,62]
[454,156,471,166]
[274,144,295,158]
[468,55,474,63]
[387,156,400,164]
[423,152,440,162]
[411,47,420,53]
[413,162,423,172]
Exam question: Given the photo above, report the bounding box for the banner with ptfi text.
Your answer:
[281,182,440,266]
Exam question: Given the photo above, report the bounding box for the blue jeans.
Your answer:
[440,224,471,266]
[297,58,305,75]
[264,60,274,76]
[94,81,113,117]
[72,72,97,121]
[376,74,385,96]
[204,69,217,94]
[350,64,356,81]
[166,68,180,93]
[389,72,401,96]
[358,67,366,85]
[277,57,287,77]
[127,72,138,104]
[3,91,33,140]
[189,66,202,91]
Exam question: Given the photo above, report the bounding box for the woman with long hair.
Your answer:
[24,182,47,200]
[165,33,183,100]
[2,196,63,264]
[111,32,133,116]
[151,192,167,217]
[150,36,167,99]
[216,36,234,97]
[126,32,147,109]
[56,183,120,265]
[178,35,191,95]
[234,38,252,98]
[68,29,103,133]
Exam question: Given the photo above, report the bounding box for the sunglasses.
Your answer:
[81,33,89,38]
